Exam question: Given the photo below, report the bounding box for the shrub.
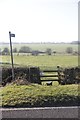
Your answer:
[46,48,52,55]
[66,47,73,54]
[13,48,17,53]
[19,46,31,53]
[59,67,80,84]
[2,67,29,86]
[2,47,10,55]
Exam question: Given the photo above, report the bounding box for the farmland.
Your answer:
[0,43,79,107]
[0,43,78,69]
[1,55,78,70]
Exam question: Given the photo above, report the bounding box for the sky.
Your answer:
[0,0,79,43]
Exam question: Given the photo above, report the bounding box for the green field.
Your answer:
[1,54,78,70]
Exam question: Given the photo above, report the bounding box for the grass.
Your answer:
[0,43,79,107]
[1,54,78,70]
[1,83,80,107]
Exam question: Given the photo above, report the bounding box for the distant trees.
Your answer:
[2,47,10,55]
[46,48,52,55]
[19,46,31,53]
[1,45,77,56]
[2,47,18,55]
[66,47,73,54]
[53,51,56,55]
[13,48,17,53]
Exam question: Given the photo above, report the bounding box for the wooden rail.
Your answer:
[41,79,59,82]
[43,70,62,72]
[40,75,58,77]
[28,67,61,84]
[40,69,60,83]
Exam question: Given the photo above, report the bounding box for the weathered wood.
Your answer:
[28,67,62,84]
[40,68,61,83]
[41,79,59,82]
[43,70,61,72]
[40,75,58,77]
[29,67,41,84]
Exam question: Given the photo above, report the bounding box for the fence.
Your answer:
[29,66,63,84]
[2,66,80,86]
[40,70,60,82]
[29,66,80,85]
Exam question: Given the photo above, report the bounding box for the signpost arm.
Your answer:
[9,31,15,81]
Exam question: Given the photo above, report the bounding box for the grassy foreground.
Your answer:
[1,83,80,107]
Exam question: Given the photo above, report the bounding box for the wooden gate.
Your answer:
[40,67,61,84]
[29,66,62,84]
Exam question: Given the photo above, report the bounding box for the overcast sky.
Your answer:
[0,0,79,43]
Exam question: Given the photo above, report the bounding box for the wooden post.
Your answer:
[9,31,15,81]
[57,66,61,84]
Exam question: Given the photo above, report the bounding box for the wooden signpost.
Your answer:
[9,31,15,81]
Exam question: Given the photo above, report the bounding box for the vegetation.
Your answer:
[19,46,31,53]
[2,66,80,86]
[1,55,78,69]
[0,43,79,107]
[1,83,79,107]
[46,48,52,55]
[13,48,17,53]
[66,47,73,54]
[0,43,79,56]
[0,43,78,54]
[2,47,10,55]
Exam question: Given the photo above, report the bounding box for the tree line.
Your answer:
[0,46,78,56]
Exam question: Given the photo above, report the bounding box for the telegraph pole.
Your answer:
[9,31,15,81]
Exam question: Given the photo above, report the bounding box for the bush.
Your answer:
[1,84,80,107]
[2,47,10,55]
[59,67,80,84]
[2,67,29,86]
[13,48,17,53]
[46,48,52,55]
[1,66,80,86]
[66,47,73,54]
[53,51,56,55]
[19,46,31,53]
[2,67,41,86]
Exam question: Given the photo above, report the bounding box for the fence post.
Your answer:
[57,66,61,84]
[29,67,41,84]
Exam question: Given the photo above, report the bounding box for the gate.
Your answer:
[28,66,64,84]
[40,66,61,84]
